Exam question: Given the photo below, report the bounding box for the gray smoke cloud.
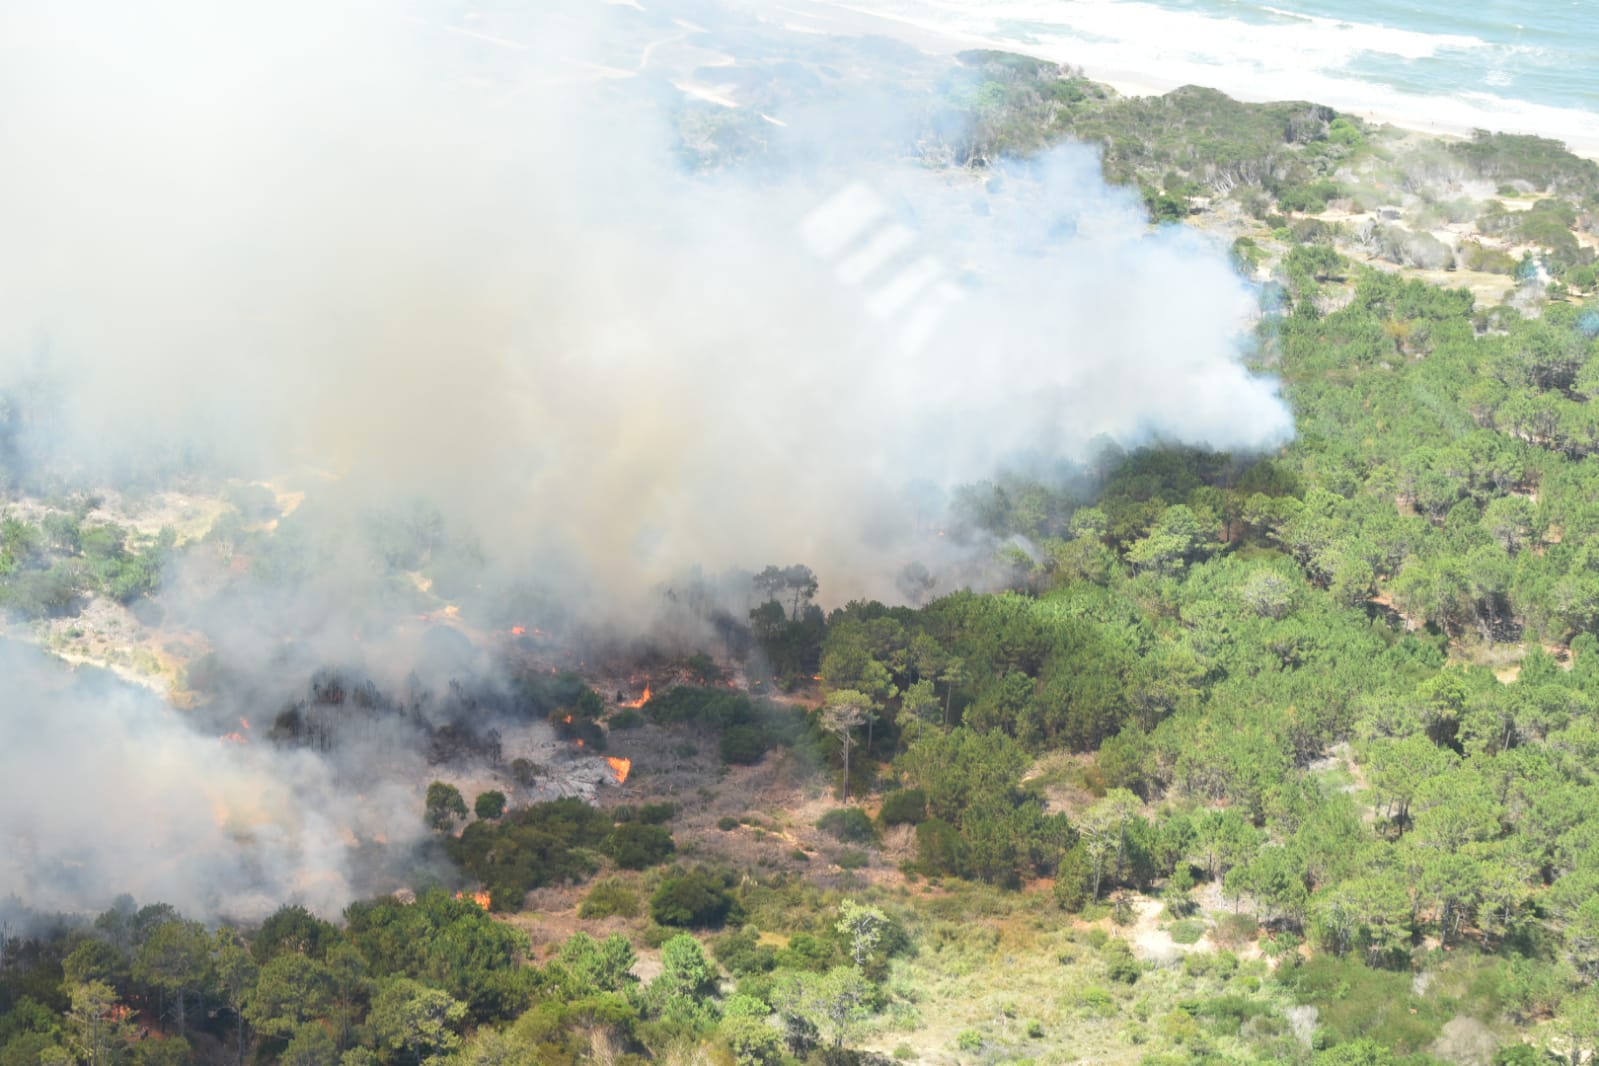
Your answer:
[1,0,1290,606]
[0,0,1293,916]
[0,642,425,920]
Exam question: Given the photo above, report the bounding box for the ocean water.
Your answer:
[822,0,1599,150]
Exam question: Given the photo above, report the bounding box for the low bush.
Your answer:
[817,808,876,844]
[610,708,645,730]
[877,788,927,826]
[712,928,778,976]
[605,824,675,870]
[447,797,611,910]
[579,878,641,920]
[651,868,739,928]
[637,803,678,825]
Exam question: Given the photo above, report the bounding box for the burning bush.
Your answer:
[549,708,606,751]
[548,684,608,750]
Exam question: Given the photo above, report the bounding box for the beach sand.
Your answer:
[770,0,1599,161]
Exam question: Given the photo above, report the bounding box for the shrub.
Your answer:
[720,724,772,765]
[775,932,837,972]
[605,824,675,870]
[956,1029,983,1051]
[473,790,506,820]
[224,481,281,521]
[1103,940,1142,984]
[1191,994,1269,1036]
[915,818,967,877]
[425,781,468,831]
[1211,912,1259,948]
[1078,987,1116,1017]
[835,850,869,870]
[1462,240,1518,274]
[1169,919,1206,945]
[817,808,876,844]
[717,816,740,831]
[610,708,645,730]
[637,802,678,825]
[1054,844,1092,913]
[446,797,611,909]
[877,788,927,826]
[579,879,641,920]
[651,870,737,928]
[508,758,539,788]
[712,928,778,976]
[721,1015,784,1066]
[1278,179,1342,213]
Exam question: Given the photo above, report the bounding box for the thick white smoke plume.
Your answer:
[1,0,1290,608]
[0,0,1293,916]
[0,643,425,920]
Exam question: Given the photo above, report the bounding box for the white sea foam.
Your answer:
[801,0,1599,154]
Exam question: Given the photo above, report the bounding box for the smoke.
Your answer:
[0,0,1293,916]
[0,0,1290,608]
[0,642,427,919]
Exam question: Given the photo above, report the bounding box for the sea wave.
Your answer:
[812,0,1599,153]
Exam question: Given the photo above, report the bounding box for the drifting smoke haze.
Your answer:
[0,0,1294,916]
[0,642,427,920]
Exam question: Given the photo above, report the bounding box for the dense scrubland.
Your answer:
[6,38,1599,1066]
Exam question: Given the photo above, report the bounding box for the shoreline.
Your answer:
[773,0,1599,161]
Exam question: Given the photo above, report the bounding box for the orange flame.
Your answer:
[220,732,247,744]
[511,625,526,636]
[606,756,632,784]
[576,738,585,748]
[454,890,492,909]
[563,714,574,724]
[622,684,652,709]
[240,716,251,730]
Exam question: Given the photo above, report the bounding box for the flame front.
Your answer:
[622,684,652,709]
[455,890,492,909]
[606,757,632,784]
[510,625,526,636]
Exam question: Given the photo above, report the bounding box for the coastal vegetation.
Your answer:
[5,29,1599,1066]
